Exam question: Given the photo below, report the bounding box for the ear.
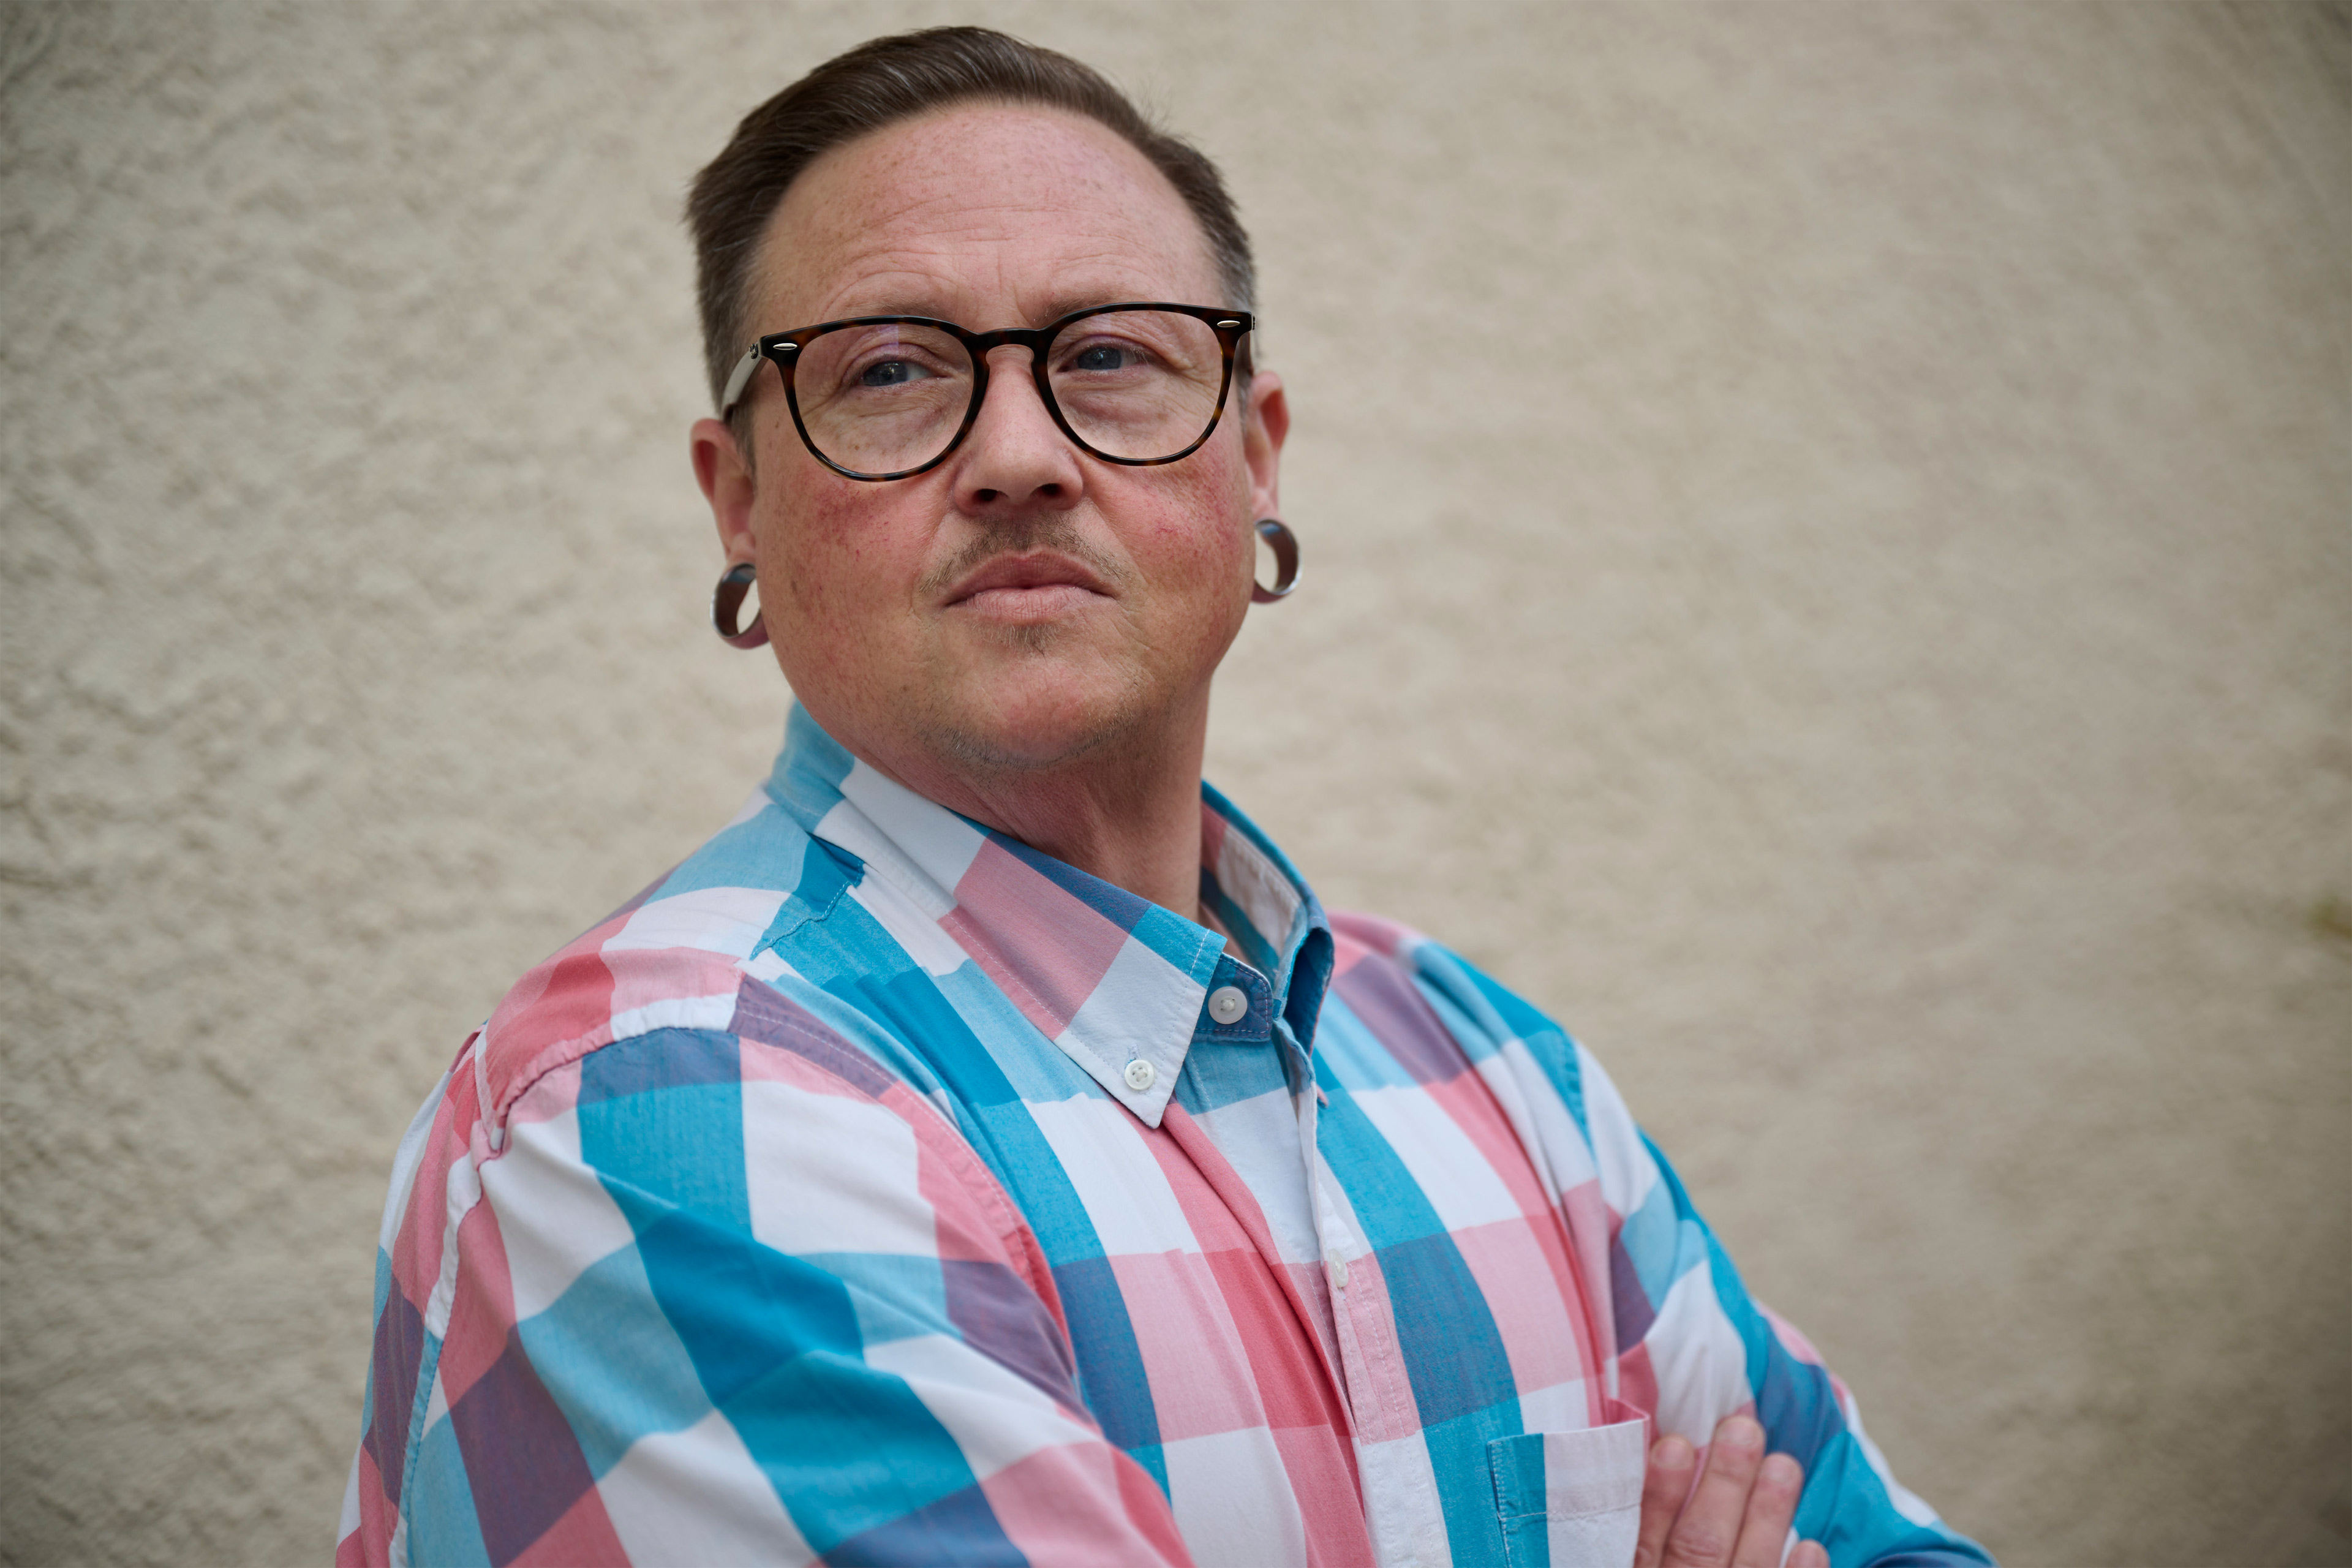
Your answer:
[692,417,758,564]
[1240,369,1287,525]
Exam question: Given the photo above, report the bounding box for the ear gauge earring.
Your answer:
[712,562,769,649]
[1251,519,1300,603]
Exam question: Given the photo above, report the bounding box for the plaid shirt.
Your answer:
[339,707,1989,1568]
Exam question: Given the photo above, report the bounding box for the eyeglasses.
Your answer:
[718,303,1254,481]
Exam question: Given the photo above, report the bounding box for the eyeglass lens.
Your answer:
[791,310,1227,475]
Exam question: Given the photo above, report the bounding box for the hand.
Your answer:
[1633,1413,1829,1568]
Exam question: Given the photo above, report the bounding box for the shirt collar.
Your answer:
[764,706,1332,1126]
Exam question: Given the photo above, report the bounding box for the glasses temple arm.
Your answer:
[718,345,763,418]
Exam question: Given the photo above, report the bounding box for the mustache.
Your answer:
[919,519,1131,600]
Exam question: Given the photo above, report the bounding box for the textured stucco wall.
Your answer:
[2,2,2346,1563]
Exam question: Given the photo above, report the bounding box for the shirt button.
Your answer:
[1326,1255,1349,1291]
[1208,986,1248,1025]
[1123,1059,1156,1092]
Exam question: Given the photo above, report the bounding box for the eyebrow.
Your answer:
[818,290,1156,330]
[1035,290,1147,322]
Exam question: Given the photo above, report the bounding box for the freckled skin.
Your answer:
[693,105,1288,916]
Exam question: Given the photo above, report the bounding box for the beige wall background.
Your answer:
[2,2,2346,1563]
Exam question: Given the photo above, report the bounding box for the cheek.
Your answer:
[761,481,914,631]
[1126,452,1257,597]
[759,487,929,715]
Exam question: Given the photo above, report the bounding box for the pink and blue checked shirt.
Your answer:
[339,707,1989,1568]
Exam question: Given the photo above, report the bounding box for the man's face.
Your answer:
[698,104,1285,794]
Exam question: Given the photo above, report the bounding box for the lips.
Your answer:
[941,551,1115,619]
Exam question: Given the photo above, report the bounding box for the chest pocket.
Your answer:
[1487,1415,1650,1568]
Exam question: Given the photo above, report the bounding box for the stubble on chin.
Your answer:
[913,622,1159,777]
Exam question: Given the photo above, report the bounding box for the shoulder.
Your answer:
[1319,908,1656,1195]
[1321,910,1582,1082]
[424,865,1049,1313]
[459,796,886,1124]
[1327,912,1574,1055]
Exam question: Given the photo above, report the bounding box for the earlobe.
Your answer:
[692,416,758,561]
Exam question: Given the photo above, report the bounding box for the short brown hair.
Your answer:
[685,26,1256,423]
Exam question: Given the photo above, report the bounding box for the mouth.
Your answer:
[941,551,1116,622]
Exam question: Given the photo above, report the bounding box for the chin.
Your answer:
[924,663,1159,775]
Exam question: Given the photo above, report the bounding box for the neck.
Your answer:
[846,699,1213,922]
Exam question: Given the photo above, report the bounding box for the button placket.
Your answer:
[1312,1163,1389,1453]
[1291,1029,1354,1299]
[1305,1083,1390,1442]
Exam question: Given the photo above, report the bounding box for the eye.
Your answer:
[1058,333,1164,376]
[859,359,932,386]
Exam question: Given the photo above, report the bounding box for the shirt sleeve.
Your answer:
[337,1023,1193,1568]
[1411,943,1996,1568]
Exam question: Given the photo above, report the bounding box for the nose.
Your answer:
[951,344,1085,521]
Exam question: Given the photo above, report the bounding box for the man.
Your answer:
[340,28,1990,1568]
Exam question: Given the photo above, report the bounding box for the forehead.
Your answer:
[750,102,1221,328]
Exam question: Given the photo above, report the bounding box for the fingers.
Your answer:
[1645,1414,1823,1568]
[1633,1434,1696,1568]
[1667,1414,1766,1566]
[1728,1450,1804,1568]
